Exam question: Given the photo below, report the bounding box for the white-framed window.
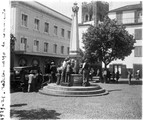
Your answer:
[135,29,142,40]
[20,37,27,51]
[44,42,48,52]
[22,14,28,27]
[61,28,65,37]
[34,18,40,30]
[53,44,57,53]
[134,46,142,57]
[54,26,58,35]
[61,46,64,54]
[33,40,39,52]
[44,22,49,33]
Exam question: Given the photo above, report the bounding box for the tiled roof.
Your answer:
[109,3,142,13]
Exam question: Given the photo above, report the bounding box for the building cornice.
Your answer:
[11,1,72,25]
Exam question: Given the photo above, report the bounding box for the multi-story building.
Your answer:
[108,2,142,78]
[11,1,72,73]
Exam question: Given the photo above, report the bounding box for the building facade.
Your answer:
[11,1,72,73]
[108,2,142,78]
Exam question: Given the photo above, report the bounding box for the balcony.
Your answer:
[117,17,142,25]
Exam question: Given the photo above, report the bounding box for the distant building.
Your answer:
[11,1,71,73]
[108,2,142,78]
[79,1,109,50]
[78,1,109,71]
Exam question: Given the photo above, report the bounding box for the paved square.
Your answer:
[10,79,142,119]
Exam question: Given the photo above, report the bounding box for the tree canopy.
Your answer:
[82,16,135,68]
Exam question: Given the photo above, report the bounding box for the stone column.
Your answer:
[70,3,80,58]
[69,3,80,74]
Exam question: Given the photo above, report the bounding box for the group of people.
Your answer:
[22,58,141,91]
[102,69,120,83]
[23,69,43,92]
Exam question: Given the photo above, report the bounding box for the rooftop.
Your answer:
[109,3,142,13]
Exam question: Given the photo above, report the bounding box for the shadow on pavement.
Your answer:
[10,108,61,119]
[10,103,27,107]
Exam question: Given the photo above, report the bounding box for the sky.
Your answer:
[35,0,140,23]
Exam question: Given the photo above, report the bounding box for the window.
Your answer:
[61,28,65,37]
[53,44,57,53]
[34,19,39,30]
[20,37,27,51]
[135,10,142,23]
[34,40,39,51]
[85,14,88,21]
[44,22,49,33]
[44,42,48,52]
[134,46,142,57]
[67,31,71,39]
[61,46,64,54]
[22,14,28,27]
[135,29,142,40]
[67,47,69,54]
[54,26,58,35]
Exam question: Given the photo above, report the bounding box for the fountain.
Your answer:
[39,3,108,97]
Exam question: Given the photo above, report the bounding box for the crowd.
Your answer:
[21,58,141,92]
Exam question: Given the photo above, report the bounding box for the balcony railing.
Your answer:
[117,17,142,24]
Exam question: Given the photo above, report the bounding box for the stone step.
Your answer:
[43,83,102,91]
[39,83,108,97]
[39,89,108,97]
[40,88,106,95]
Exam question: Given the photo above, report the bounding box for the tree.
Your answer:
[10,34,16,70]
[82,16,135,68]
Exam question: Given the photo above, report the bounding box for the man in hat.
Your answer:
[50,62,57,83]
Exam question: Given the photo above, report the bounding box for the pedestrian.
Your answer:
[89,67,94,81]
[56,66,62,85]
[107,69,111,83]
[115,71,120,83]
[103,68,107,83]
[136,70,140,80]
[82,59,90,86]
[112,71,115,81]
[28,70,34,92]
[61,57,69,83]
[128,70,132,85]
[36,69,43,91]
[65,61,73,86]
[50,62,57,83]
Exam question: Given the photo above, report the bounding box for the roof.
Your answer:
[109,3,142,13]
[11,1,72,24]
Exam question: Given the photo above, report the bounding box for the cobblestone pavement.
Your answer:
[10,79,142,119]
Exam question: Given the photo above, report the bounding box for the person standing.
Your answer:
[61,57,69,83]
[89,67,94,81]
[65,61,73,86]
[136,70,140,80]
[103,69,107,83]
[116,71,120,83]
[112,71,115,81]
[82,59,90,86]
[28,70,34,92]
[107,69,111,83]
[128,70,132,85]
[50,62,57,83]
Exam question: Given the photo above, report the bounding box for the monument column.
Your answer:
[69,3,80,58]
[69,3,80,74]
